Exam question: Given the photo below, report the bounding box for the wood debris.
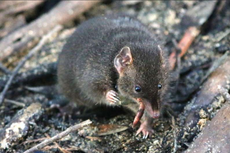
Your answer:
[0,103,43,149]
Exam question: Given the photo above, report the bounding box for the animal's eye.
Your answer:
[135,85,142,92]
[158,84,162,89]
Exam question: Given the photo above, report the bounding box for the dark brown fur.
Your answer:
[57,14,168,136]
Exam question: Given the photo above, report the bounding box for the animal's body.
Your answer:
[58,14,168,137]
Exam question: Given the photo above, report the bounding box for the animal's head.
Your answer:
[114,46,167,118]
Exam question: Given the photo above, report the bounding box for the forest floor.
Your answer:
[0,1,230,153]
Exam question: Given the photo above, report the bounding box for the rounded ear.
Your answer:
[114,46,133,74]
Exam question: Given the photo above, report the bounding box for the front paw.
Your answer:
[105,90,121,105]
[136,121,154,139]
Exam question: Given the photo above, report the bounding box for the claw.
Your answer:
[143,132,149,139]
[136,121,154,139]
[106,90,120,105]
[136,128,142,136]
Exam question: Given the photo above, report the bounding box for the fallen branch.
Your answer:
[0,1,101,61]
[0,103,43,149]
[24,120,92,153]
[185,103,230,153]
[0,25,62,105]
[184,56,230,126]
[23,137,47,145]
[179,56,230,143]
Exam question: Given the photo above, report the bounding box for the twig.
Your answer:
[45,133,71,153]
[23,137,47,145]
[85,136,102,141]
[0,63,11,74]
[65,146,82,151]
[4,99,25,107]
[24,119,92,153]
[43,145,59,151]
[43,145,81,152]
[0,25,62,105]
[169,27,200,70]
[171,116,177,153]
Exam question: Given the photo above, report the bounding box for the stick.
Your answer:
[169,27,200,70]
[171,116,177,153]
[4,99,25,107]
[45,133,71,153]
[24,120,92,153]
[0,25,62,105]
[183,55,230,129]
